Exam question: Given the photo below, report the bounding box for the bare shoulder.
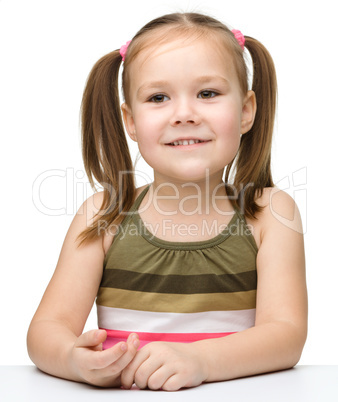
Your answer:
[246,187,304,249]
[77,191,105,225]
[60,191,106,257]
[257,186,303,233]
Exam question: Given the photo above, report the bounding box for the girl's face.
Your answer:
[122,35,256,184]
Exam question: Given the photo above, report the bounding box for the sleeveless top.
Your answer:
[96,186,258,349]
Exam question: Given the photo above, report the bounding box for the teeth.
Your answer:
[170,139,203,146]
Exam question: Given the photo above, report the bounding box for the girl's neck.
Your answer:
[148,171,234,217]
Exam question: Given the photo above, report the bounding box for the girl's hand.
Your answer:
[121,342,208,391]
[69,330,140,387]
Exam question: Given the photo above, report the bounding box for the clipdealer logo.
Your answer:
[32,167,307,234]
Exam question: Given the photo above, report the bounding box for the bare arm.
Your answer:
[196,188,308,381]
[27,193,139,386]
[121,188,308,390]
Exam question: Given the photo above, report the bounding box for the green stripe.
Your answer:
[96,288,257,312]
[100,269,257,294]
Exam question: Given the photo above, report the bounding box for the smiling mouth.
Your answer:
[166,139,210,146]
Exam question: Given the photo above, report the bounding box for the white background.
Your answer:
[0,0,336,365]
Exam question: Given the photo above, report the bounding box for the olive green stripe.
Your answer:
[96,287,257,312]
[100,269,257,294]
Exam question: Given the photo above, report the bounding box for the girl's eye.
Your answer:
[149,94,169,103]
[198,90,218,99]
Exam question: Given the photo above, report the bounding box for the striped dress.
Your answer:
[96,186,258,349]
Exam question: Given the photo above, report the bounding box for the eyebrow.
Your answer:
[193,75,230,86]
[136,75,229,98]
[137,80,170,98]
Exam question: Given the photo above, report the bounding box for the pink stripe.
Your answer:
[100,328,235,350]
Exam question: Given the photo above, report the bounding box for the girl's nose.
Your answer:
[169,99,201,126]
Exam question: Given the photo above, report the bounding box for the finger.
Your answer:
[75,330,107,348]
[90,342,128,370]
[133,355,164,390]
[104,334,140,378]
[126,332,140,353]
[121,343,149,389]
[161,373,183,392]
[126,332,139,346]
[92,333,138,372]
[147,365,175,390]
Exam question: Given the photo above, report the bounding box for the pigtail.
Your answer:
[78,50,135,245]
[225,36,277,218]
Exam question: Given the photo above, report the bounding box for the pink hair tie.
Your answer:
[231,29,245,50]
[120,40,131,61]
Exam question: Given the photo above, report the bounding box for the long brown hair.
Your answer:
[78,12,277,244]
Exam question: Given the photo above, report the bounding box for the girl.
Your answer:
[27,12,307,391]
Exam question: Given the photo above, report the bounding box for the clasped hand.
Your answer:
[121,340,208,391]
[71,330,207,391]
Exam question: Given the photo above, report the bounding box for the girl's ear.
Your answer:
[241,90,257,135]
[121,103,137,141]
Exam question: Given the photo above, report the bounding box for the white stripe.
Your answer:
[97,305,256,333]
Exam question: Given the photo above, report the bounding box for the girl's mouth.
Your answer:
[166,139,210,146]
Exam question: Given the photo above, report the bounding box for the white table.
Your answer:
[1,365,337,401]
